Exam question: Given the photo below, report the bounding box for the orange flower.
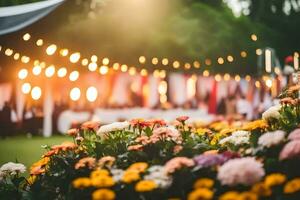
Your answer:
[67,128,79,136]
[173,145,183,154]
[98,156,116,168]
[150,119,167,126]
[128,144,143,151]
[81,121,100,131]
[176,116,189,122]
[75,157,96,169]
[30,157,50,175]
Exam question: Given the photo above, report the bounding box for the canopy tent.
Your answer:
[0,0,64,35]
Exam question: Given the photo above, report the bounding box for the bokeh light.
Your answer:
[18,69,28,80]
[21,83,31,94]
[31,86,42,100]
[86,86,98,102]
[45,65,55,77]
[32,65,42,76]
[69,52,81,63]
[70,87,81,101]
[99,66,109,75]
[57,67,67,77]
[88,62,98,71]
[69,71,79,81]
[46,44,57,55]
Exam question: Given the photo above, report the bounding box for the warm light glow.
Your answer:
[159,70,166,78]
[139,56,146,64]
[46,44,57,55]
[205,59,212,66]
[162,58,169,65]
[223,73,230,81]
[99,66,109,75]
[13,53,20,60]
[91,55,98,62]
[69,71,79,81]
[227,55,234,62]
[153,70,160,78]
[255,81,261,88]
[113,63,120,70]
[173,61,180,69]
[81,58,89,66]
[240,51,247,58]
[256,49,262,55]
[187,76,196,99]
[60,49,69,57]
[18,69,28,80]
[88,62,98,71]
[184,63,191,69]
[234,75,241,82]
[70,87,81,101]
[69,52,81,63]
[274,67,281,75]
[265,49,272,73]
[129,67,136,75]
[294,52,299,70]
[23,33,31,41]
[102,57,110,65]
[36,39,43,46]
[266,79,272,88]
[160,94,167,104]
[215,74,222,82]
[245,75,251,82]
[158,81,168,94]
[152,57,159,65]
[140,69,148,76]
[5,48,13,56]
[193,61,200,68]
[86,86,98,102]
[203,70,209,77]
[45,65,55,78]
[57,67,67,77]
[121,64,128,72]
[21,83,31,94]
[32,65,42,75]
[217,57,224,64]
[31,86,42,100]
[21,56,30,63]
[251,34,258,41]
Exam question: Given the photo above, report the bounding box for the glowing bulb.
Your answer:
[193,61,200,68]
[21,56,30,63]
[158,81,168,94]
[173,61,180,69]
[234,75,241,82]
[69,52,81,63]
[140,69,148,76]
[203,70,209,77]
[21,83,31,94]
[81,58,89,66]
[223,73,230,81]
[152,57,159,65]
[129,67,136,75]
[46,44,57,55]
[184,63,191,69]
[162,58,169,65]
[69,71,79,81]
[251,34,258,41]
[255,81,261,88]
[102,57,109,65]
[31,86,42,100]
[57,67,67,77]
[91,55,98,62]
[5,48,13,56]
[159,70,166,78]
[266,79,272,88]
[36,39,43,46]
[32,65,42,75]
[227,55,234,62]
[86,86,98,102]
[88,62,98,71]
[153,70,160,78]
[139,56,146,64]
[217,57,224,64]
[70,87,81,101]
[240,51,247,58]
[18,69,28,80]
[121,64,128,72]
[45,65,55,78]
[60,49,69,57]
[215,74,222,82]
[99,66,109,75]
[23,33,31,41]
[205,59,212,66]
[256,49,262,55]
[245,75,251,82]
[13,53,20,60]
[113,63,120,70]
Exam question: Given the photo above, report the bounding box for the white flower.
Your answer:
[111,168,124,182]
[283,65,294,75]
[97,121,130,135]
[217,157,265,186]
[144,165,172,189]
[258,130,286,148]
[262,105,281,121]
[219,130,250,146]
[0,162,26,176]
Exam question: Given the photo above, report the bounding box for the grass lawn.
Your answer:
[0,136,71,169]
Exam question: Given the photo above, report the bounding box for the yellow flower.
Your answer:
[122,170,140,183]
[91,176,115,188]
[210,133,225,145]
[135,180,157,192]
[242,120,268,131]
[218,191,239,200]
[284,178,300,194]
[128,162,148,173]
[92,189,115,200]
[193,178,214,189]
[219,128,236,135]
[237,192,258,200]
[72,177,91,189]
[91,169,110,179]
[264,173,286,187]
[196,128,211,136]
[27,175,36,185]
[187,188,213,200]
[251,182,272,197]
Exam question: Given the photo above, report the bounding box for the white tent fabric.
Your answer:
[0,0,64,35]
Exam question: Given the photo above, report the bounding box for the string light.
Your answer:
[5,48,13,56]
[91,55,98,62]
[162,58,169,65]
[256,49,262,55]
[102,57,110,65]
[113,63,120,70]
[193,61,200,68]
[46,44,57,55]
[251,34,258,41]
[240,51,247,58]
[121,64,128,72]
[21,83,31,94]
[159,70,166,78]
[129,67,136,76]
[45,65,55,77]
[70,87,81,101]
[245,75,251,82]
[152,57,159,65]
[215,74,222,82]
[69,71,79,81]
[81,58,89,66]
[22,33,31,41]
[32,65,42,75]
[60,49,69,57]
[31,86,42,100]
[140,69,148,76]
[13,53,20,60]
[88,62,98,71]
[173,61,180,69]
[205,59,212,66]
[36,39,43,46]
[86,86,98,102]
[227,55,234,62]
[153,70,160,78]
[265,79,272,88]
[223,73,230,81]
[255,81,261,88]
[21,56,30,63]
[234,75,241,82]
[69,52,81,63]
[184,63,191,69]
[99,66,109,75]
[57,67,67,77]
[203,70,209,77]
[217,57,224,64]
[18,69,28,80]
[139,56,146,64]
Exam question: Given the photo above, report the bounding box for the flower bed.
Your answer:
[1,87,300,200]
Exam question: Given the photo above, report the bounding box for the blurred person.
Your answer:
[217,97,226,115]
[0,101,12,137]
[236,94,252,120]
[225,95,236,117]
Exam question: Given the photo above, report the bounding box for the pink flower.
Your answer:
[151,127,182,144]
[279,140,300,160]
[81,121,100,131]
[288,129,300,141]
[176,116,189,122]
[135,136,150,145]
[150,119,167,126]
[173,145,183,154]
[164,157,195,174]
[128,144,143,151]
[67,128,78,136]
[98,156,116,168]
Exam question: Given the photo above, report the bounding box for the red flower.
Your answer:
[176,116,189,122]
